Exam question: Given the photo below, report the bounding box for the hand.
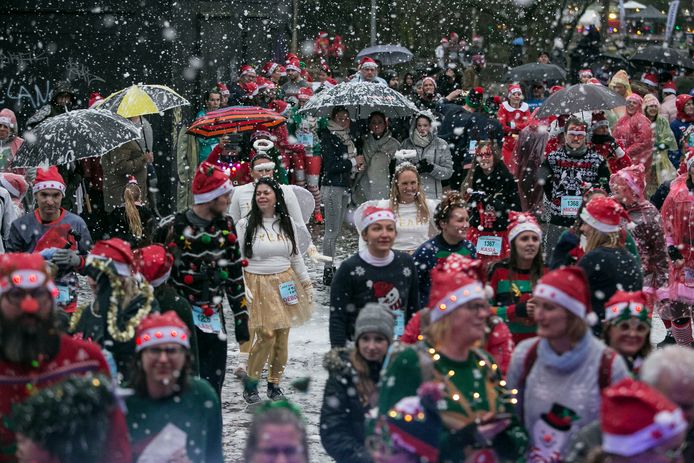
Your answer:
[302,280,314,304]
[355,155,365,171]
[52,249,80,268]
[526,298,537,320]
[476,412,511,442]
[145,151,154,163]
[446,89,463,102]
[417,158,434,174]
[234,313,250,344]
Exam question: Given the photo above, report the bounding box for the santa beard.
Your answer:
[0,311,60,364]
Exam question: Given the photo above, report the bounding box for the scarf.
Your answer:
[537,330,592,373]
[363,131,393,160]
[328,119,357,158]
[565,144,588,157]
[412,129,433,148]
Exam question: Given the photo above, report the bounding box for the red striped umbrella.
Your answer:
[187,106,286,138]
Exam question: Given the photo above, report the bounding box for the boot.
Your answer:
[243,383,261,404]
[323,266,335,286]
[267,382,286,401]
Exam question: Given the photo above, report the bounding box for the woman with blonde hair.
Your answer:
[106,177,154,247]
[356,162,438,253]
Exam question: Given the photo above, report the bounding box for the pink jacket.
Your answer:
[660,94,678,123]
[613,101,654,171]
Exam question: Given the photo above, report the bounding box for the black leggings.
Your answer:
[196,328,227,397]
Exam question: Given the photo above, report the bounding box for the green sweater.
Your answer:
[378,343,528,462]
[125,378,223,463]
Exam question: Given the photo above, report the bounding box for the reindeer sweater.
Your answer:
[540,146,611,227]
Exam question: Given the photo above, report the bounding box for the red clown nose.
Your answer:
[20,296,40,314]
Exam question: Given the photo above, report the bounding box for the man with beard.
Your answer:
[6,166,92,324]
[0,253,131,463]
[155,161,249,396]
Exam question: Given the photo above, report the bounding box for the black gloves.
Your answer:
[417,158,435,174]
[669,245,684,262]
[234,312,250,344]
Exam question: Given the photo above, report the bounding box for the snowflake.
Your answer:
[402,267,412,277]
[354,266,365,276]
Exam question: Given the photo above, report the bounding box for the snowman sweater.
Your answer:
[329,250,419,348]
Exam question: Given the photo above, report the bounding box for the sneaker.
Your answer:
[313,211,324,224]
[267,383,286,401]
[243,387,261,404]
[323,266,335,286]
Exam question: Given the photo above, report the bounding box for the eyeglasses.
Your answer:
[143,346,186,358]
[613,319,650,334]
[255,445,305,461]
[477,151,494,158]
[4,287,52,306]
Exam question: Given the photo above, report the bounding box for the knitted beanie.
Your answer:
[355,303,394,342]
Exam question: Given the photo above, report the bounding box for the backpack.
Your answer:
[516,339,617,420]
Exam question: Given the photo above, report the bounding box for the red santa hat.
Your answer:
[662,81,676,95]
[216,82,230,96]
[240,81,258,96]
[507,83,523,97]
[268,99,289,116]
[604,290,652,324]
[356,206,396,233]
[297,87,314,101]
[591,111,610,129]
[602,378,687,456]
[640,73,658,88]
[32,166,66,195]
[192,162,233,205]
[135,311,190,352]
[0,253,57,309]
[549,85,564,94]
[285,58,301,73]
[580,196,631,234]
[0,173,29,199]
[261,61,280,77]
[277,65,287,77]
[448,31,459,41]
[359,57,378,69]
[255,77,276,91]
[88,238,135,277]
[318,31,329,38]
[134,244,173,288]
[578,69,593,78]
[533,266,595,324]
[611,164,646,199]
[507,211,542,242]
[88,92,104,108]
[428,255,486,323]
[239,64,256,77]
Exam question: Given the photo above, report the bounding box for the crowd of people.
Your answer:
[1,26,694,462]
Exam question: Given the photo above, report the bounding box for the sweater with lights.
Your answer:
[378,342,528,462]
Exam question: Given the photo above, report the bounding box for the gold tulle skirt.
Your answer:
[245,268,313,331]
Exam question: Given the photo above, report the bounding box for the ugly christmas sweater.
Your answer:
[489,261,545,344]
[329,249,419,348]
[378,342,528,462]
[125,378,223,463]
[412,234,476,308]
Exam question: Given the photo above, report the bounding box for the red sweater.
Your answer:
[0,335,131,463]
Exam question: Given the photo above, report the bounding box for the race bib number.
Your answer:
[56,285,71,305]
[560,196,582,217]
[468,140,478,155]
[394,310,405,338]
[279,281,299,305]
[476,236,503,256]
[191,305,222,334]
[296,132,314,147]
[685,268,694,286]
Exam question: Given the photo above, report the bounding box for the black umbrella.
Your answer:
[13,109,141,168]
[630,46,694,70]
[536,84,626,119]
[503,63,567,83]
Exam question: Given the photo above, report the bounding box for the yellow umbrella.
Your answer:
[96,84,189,118]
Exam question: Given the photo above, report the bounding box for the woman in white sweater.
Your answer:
[236,178,314,404]
[357,162,438,253]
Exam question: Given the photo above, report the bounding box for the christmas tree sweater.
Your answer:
[329,250,420,348]
[155,210,246,317]
[412,234,476,308]
[488,261,544,344]
[378,343,528,462]
[125,378,223,463]
[540,146,611,227]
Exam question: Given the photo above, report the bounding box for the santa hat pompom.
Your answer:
[586,312,599,326]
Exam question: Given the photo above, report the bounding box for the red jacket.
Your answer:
[0,335,132,462]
